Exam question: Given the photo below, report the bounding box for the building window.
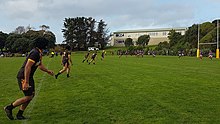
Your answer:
[149,32,157,36]
[115,40,124,44]
[115,33,124,37]
[163,32,167,36]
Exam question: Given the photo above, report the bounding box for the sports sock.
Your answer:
[17,110,24,116]
[56,72,61,76]
[7,103,15,110]
[55,72,61,79]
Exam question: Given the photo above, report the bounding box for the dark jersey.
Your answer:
[62,52,69,65]
[101,52,105,57]
[91,53,97,59]
[17,48,42,79]
[85,52,90,58]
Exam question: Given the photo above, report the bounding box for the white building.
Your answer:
[111,27,188,46]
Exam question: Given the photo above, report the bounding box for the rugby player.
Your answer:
[4,37,54,120]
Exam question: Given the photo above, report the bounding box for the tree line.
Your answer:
[0,18,219,55]
[0,17,109,53]
[0,25,56,54]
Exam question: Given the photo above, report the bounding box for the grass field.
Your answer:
[1,53,220,124]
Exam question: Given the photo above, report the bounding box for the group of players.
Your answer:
[82,50,106,64]
[199,50,214,60]
[178,50,213,60]
[3,44,107,120]
[3,36,214,121]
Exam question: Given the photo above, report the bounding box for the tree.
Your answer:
[62,17,88,50]
[124,38,133,47]
[5,29,56,53]
[184,24,199,48]
[13,26,26,34]
[26,25,35,31]
[200,22,215,37]
[42,31,56,49]
[5,34,22,52]
[136,35,150,47]
[86,17,96,47]
[12,37,30,53]
[62,17,109,50]
[23,30,56,49]
[168,29,182,48]
[0,31,8,52]
[155,41,170,50]
[96,19,109,49]
[39,25,50,31]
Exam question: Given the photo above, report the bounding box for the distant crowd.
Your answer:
[0,49,215,59]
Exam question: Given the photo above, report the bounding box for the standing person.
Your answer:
[82,51,90,63]
[118,50,123,58]
[208,50,213,60]
[152,51,156,57]
[199,50,203,60]
[101,50,106,60]
[178,50,182,58]
[4,37,54,120]
[88,51,97,64]
[55,49,73,79]
[50,51,55,58]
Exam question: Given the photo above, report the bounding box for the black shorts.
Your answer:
[17,78,35,96]
[62,61,69,66]
[91,57,95,60]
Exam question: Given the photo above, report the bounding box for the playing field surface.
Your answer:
[1,53,220,123]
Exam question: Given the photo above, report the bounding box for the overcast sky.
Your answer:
[0,0,219,44]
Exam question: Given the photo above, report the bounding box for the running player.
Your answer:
[89,51,97,64]
[82,51,90,63]
[55,49,73,79]
[101,50,106,60]
[4,37,54,120]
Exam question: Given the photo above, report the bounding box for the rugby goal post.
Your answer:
[197,20,219,58]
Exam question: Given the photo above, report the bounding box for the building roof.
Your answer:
[114,27,188,33]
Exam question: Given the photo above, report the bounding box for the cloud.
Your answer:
[100,1,195,30]
[0,0,218,43]
[0,0,38,19]
[0,0,194,27]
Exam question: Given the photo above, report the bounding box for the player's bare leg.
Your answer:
[55,64,67,79]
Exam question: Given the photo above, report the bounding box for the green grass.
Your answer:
[1,54,220,124]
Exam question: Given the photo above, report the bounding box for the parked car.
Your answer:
[88,47,99,51]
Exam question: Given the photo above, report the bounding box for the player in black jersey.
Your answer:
[55,50,73,79]
[88,51,97,64]
[4,37,54,120]
[101,50,106,60]
[82,51,90,63]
